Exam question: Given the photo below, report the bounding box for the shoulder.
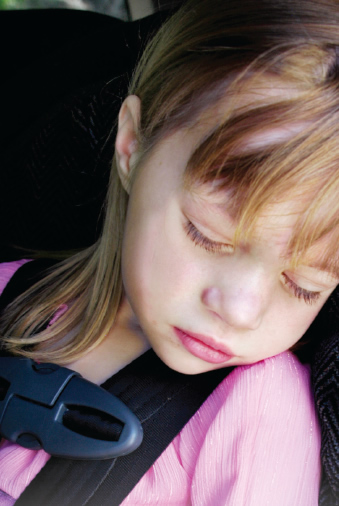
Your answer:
[179,353,321,505]
[215,351,315,419]
[0,260,31,296]
[223,350,312,389]
[185,352,316,434]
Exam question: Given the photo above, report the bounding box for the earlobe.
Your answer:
[115,95,141,192]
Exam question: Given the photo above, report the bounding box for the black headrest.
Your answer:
[0,8,169,260]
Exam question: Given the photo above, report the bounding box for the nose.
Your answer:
[201,271,269,330]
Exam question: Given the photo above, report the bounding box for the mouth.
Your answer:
[173,327,234,364]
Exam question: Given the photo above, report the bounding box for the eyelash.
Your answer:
[185,220,322,305]
[281,274,321,305]
[184,219,233,254]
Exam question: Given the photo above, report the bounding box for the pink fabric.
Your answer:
[0,261,321,505]
[0,261,51,504]
[0,260,30,294]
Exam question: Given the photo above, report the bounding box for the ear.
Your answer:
[115,95,141,192]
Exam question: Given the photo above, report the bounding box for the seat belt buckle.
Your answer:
[0,356,143,459]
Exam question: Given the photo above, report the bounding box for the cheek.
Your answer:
[121,228,151,305]
[122,214,202,314]
[269,301,324,352]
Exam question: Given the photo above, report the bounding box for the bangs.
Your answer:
[183,87,339,275]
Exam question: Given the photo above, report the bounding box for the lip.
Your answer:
[174,327,234,364]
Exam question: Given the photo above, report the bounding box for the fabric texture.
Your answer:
[0,261,321,505]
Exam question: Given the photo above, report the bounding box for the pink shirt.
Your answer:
[0,261,321,505]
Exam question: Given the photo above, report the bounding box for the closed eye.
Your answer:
[184,220,233,254]
[281,273,321,305]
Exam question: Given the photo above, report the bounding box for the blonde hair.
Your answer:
[1,0,339,362]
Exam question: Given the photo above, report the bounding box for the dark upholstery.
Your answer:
[0,8,168,259]
[313,296,339,506]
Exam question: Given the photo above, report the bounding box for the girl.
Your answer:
[0,0,339,504]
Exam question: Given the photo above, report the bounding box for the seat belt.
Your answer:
[0,260,233,505]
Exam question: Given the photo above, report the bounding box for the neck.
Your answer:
[67,297,150,384]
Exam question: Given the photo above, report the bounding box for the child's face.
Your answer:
[121,127,338,375]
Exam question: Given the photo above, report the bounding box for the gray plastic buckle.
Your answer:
[0,357,143,459]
